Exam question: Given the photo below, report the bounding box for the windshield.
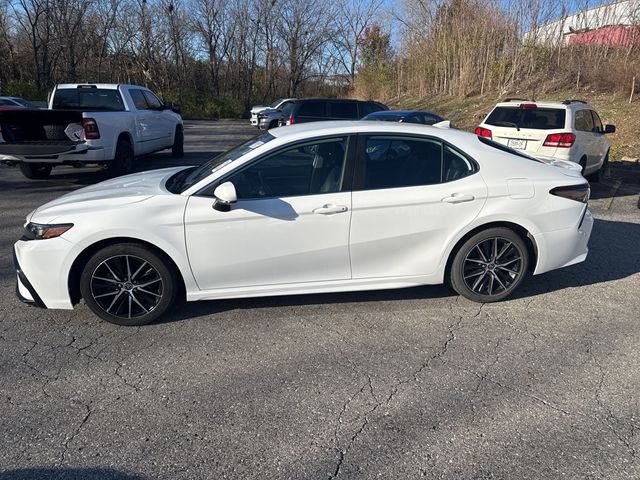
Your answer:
[167,133,275,193]
[269,99,284,108]
[366,114,405,122]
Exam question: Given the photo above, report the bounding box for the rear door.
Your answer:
[349,134,487,279]
[574,109,598,169]
[483,105,567,155]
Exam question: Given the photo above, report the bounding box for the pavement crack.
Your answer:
[60,400,93,465]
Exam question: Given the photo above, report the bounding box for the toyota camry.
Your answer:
[14,121,593,325]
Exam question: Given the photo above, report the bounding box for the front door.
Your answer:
[349,135,488,279]
[184,136,353,290]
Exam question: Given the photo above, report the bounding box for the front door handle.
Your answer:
[313,204,349,215]
[442,193,475,204]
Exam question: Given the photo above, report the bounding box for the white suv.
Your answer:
[476,99,615,181]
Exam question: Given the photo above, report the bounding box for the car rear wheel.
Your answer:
[449,227,528,303]
[586,152,608,183]
[80,243,177,326]
[110,137,134,177]
[172,126,184,158]
[269,120,279,129]
[19,162,52,179]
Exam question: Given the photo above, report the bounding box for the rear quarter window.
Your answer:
[297,102,326,117]
[485,107,566,130]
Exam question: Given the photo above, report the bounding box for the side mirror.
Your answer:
[604,124,616,134]
[212,181,237,212]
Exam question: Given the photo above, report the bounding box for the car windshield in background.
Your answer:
[269,99,283,108]
[52,88,126,111]
[168,133,275,194]
[368,114,405,122]
[485,107,566,130]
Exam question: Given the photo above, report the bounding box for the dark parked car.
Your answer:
[0,96,36,109]
[363,110,445,125]
[278,98,387,126]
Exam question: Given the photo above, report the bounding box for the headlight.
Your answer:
[23,222,74,240]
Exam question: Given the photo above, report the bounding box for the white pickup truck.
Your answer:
[0,83,183,179]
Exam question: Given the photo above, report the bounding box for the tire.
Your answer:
[19,163,52,179]
[268,120,279,129]
[172,126,184,158]
[585,152,608,183]
[80,243,178,326]
[110,137,134,177]
[449,227,529,303]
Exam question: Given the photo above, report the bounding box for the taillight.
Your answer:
[83,118,100,139]
[543,132,575,148]
[474,126,492,139]
[550,183,590,203]
[520,103,537,109]
[287,116,295,126]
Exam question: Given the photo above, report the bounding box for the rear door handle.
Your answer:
[442,193,475,204]
[313,204,349,215]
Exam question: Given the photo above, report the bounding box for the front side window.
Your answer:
[227,137,347,199]
[142,91,163,109]
[363,136,443,190]
[330,102,358,119]
[130,90,149,110]
[590,110,603,133]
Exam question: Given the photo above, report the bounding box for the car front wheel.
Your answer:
[19,162,52,179]
[80,243,177,326]
[449,227,529,303]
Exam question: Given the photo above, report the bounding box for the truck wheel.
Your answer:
[172,127,184,158]
[269,120,279,129]
[110,138,134,177]
[19,163,52,179]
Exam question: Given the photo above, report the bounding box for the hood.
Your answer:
[30,166,189,223]
[251,105,267,114]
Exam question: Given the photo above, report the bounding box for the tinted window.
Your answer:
[228,138,347,199]
[363,136,442,190]
[330,102,358,119]
[360,102,384,117]
[590,110,603,133]
[364,113,403,122]
[485,107,566,130]
[297,102,326,117]
[443,145,474,182]
[0,99,14,106]
[142,90,163,109]
[130,90,149,110]
[423,114,444,125]
[52,88,125,111]
[574,109,594,132]
[12,98,32,107]
[281,102,296,117]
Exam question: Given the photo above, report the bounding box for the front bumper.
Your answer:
[13,247,46,308]
[13,238,75,310]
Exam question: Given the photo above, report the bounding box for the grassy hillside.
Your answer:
[394,91,639,161]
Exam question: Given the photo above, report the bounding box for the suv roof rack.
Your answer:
[562,99,587,105]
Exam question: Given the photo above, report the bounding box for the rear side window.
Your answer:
[575,109,594,132]
[297,102,326,117]
[330,102,358,119]
[362,136,443,189]
[485,107,566,130]
[52,88,126,111]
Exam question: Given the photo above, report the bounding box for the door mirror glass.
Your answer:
[604,124,616,134]
[213,181,237,211]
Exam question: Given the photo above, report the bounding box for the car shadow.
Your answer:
[589,161,639,200]
[0,468,145,480]
[157,217,639,324]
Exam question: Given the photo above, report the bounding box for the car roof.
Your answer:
[269,120,463,142]
[55,84,150,90]
[494,100,594,109]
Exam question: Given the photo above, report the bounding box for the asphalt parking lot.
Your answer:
[1,120,639,480]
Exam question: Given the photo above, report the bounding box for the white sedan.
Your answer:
[14,122,593,325]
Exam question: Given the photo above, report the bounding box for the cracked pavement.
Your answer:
[1,121,639,479]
